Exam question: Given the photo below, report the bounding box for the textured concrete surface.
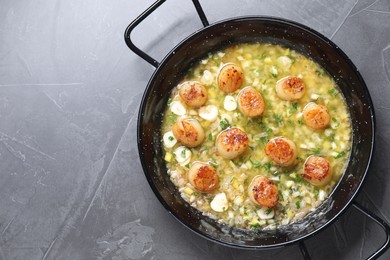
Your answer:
[0,0,389,259]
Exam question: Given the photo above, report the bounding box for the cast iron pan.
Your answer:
[124,0,390,258]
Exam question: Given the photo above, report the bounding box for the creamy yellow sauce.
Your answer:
[161,43,351,229]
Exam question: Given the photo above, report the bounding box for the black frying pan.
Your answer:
[124,0,390,258]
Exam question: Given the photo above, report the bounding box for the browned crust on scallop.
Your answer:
[179,81,207,107]
[252,177,279,208]
[265,138,294,165]
[303,104,330,129]
[238,87,265,117]
[192,165,218,192]
[217,64,244,93]
[282,77,305,95]
[220,128,248,153]
[303,156,330,181]
[172,119,203,147]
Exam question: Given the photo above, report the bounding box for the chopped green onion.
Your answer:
[335,151,346,159]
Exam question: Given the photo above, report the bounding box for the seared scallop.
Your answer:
[216,127,248,159]
[188,162,219,192]
[178,81,208,108]
[275,76,306,101]
[237,86,265,117]
[171,118,205,147]
[265,136,297,167]
[248,176,279,208]
[303,102,330,129]
[217,63,244,93]
[303,155,332,186]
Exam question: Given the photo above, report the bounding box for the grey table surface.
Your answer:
[1,0,390,259]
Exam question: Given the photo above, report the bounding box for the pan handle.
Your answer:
[298,201,390,260]
[124,0,209,68]
[352,201,390,260]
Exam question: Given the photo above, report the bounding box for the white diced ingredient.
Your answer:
[173,146,191,166]
[170,101,186,116]
[324,129,333,137]
[286,180,294,188]
[163,131,177,148]
[271,66,278,75]
[296,112,303,119]
[319,190,326,201]
[311,94,319,100]
[217,52,225,57]
[277,56,292,69]
[224,95,237,111]
[201,59,208,64]
[201,70,213,85]
[210,192,229,212]
[257,207,274,219]
[198,105,218,121]
[220,113,232,124]
[234,196,243,206]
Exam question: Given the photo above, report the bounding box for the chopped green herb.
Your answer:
[264,162,272,171]
[287,119,294,125]
[328,134,335,142]
[296,200,301,209]
[193,191,199,196]
[266,128,273,135]
[297,119,304,125]
[167,98,172,106]
[249,223,261,230]
[289,103,298,114]
[209,160,218,167]
[181,149,187,158]
[185,163,190,169]
[219,118,230,130]
[297,157,303,162]
[292,185,299,192]
[253,161,262,169]
[332,117,338,123]
[257,121,266,128]
[313,188,319,197]
[266,208,273,214]
[335,151,346,159]
[208,133,212,141]
[294,175,303,182]
[309,147,321,155]
[167,114,177,123]
[328,89,337,97]
[168,136,174,141]
[273,114,283,125]
[208,52,212,58]
[271,73,277,78]
[278,190,284,201]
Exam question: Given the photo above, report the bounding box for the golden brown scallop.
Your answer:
[275,76,306,101]
[303,155,332,186]
[216,127,248,159]
[188,162,219,192]
[265,136,297,167]
[217,63,244,93]
[237,86,265,117]
[248,176,279,208]
[303,102,330,129]
[178,81,208,108]
[171,118,205,147]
